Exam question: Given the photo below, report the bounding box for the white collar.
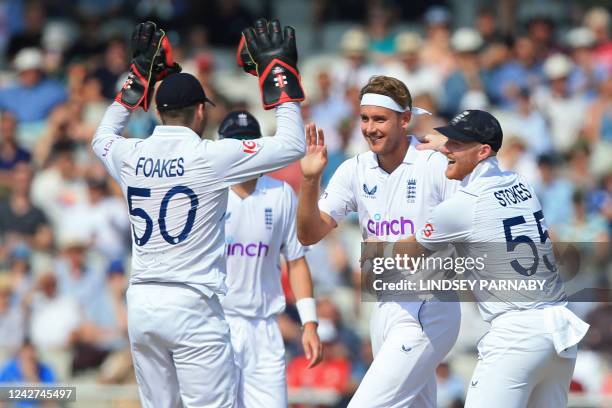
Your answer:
[150,125,201,141]
[460,156,500,188]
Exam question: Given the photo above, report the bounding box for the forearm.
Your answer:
[91,102,131,158]
[297,177,331,245]
[288,257,314,300]
[288,257,318,326]
[274,102,306,158]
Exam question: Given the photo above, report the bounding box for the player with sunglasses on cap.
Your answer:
[92,19,306,407]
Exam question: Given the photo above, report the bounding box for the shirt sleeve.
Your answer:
[201,102,305,189]
[91,102,140,181]
[427,151,459,202]
[318,158,357,224]
[417,191,476,251]
[280,182,306,261]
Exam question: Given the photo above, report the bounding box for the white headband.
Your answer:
[360,93,431,115]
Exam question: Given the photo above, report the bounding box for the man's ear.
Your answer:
[400,111,412,131]
[479,144,493,160]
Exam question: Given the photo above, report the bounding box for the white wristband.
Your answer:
[296,297,318,325]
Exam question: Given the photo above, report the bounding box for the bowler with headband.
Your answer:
[297,75,462,407]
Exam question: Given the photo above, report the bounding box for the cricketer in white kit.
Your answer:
[297,76,461,407]
[397,109,590,407]
[92,19,308,407]
[217,111,321,408]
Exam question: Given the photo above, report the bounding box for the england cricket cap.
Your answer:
[434,109,503,152]
[156,72,215,112]
[218,110,262,140]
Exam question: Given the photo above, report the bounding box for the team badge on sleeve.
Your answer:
[242,140,260,154]
[423,223,434,238]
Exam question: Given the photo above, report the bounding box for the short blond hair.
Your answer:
[359,76,412,110]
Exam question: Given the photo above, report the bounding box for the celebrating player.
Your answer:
[218,110,322,408]
[395,109,590,407]
[91,20,306,407]
[297,75,461,407]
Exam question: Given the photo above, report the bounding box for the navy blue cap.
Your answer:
[434,110,503,152]
[218,111,262,140]
[155,73,215,112]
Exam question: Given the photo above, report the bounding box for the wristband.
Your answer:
[296,297,318,325]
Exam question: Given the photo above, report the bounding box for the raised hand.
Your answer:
[115,21,181,111]
[239,18,304,109]
[300,123,328,180]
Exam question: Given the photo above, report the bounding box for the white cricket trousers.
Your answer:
[465,306,587,408]
[349,300,461,408]
[127,283,237,408]
[226,315,287,408]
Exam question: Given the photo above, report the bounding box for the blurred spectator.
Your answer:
[322,118,352,187]
[0,163,52,252]
[53,232,105,310]
[331,28,380,96]
[287,318,352,405]
[28,272,81,350]
[0,48,66,124]
[0,111,30,176]
[583,303,612,354]
[65,177,129,261]
[198,0,254,47]
[534,154,574,229]
[439,28,487,117]
[365,4,395,56]
[497,135,539,185]
[93,38,128,100]
[33,101,88,168]
[525,16,557,62]
[584,76,612,144]
[310,71,351,154]
[502,88,552,156]
[436,362,465,408]
[71,260,128,374]
[0,339,55,383]
[6,243,33,306]
[534,53,588,153]
[420,5,454,77]
[566,27,608,99]
[557,190,609,243]
[481,38,519,108]
[5,0,45,60]
[584,7,612,71]
[475,7,504,43]
[30,140,88,236]
[317,297,361,364]
[0,275,24,354]
[385,32,443,102]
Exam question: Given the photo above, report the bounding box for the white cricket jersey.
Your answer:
[92,102,305,297]
[319,136,458,309]
[319,136,457,241]
[417,157,567,322]
[221,176,305,318]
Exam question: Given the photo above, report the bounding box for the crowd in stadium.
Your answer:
[0,0,610,406]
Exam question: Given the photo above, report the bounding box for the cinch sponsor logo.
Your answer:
[226,242,269,257]
[366,214,415,237]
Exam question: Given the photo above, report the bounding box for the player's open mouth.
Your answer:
[368,135,384,143]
